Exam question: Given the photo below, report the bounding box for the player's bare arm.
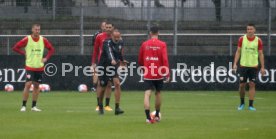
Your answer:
[259,50,265,76]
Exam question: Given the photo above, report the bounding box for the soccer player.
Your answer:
[91,21,114,111]
[97,29,125,115]
[13,23,55,112]
[91,21,106,92]
[138,26,170,123]
[233,23,265,111]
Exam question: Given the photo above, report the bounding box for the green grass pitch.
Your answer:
[0,91,276,139]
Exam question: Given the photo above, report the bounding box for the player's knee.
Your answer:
[114,81,120,88]
[145,90,151,96]
[25,81,32,88]
[106,82,112,87]
[33,84,39,89]
[155,91,161,95]
[239,83,246,88]
[249,82,255,87]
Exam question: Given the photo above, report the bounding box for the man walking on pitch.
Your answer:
[138,26,170,123]
[233,23,265,111]
[91,21,106,92]
[13,23,55,112]
[91,21,114,111]
[97,29,125,115]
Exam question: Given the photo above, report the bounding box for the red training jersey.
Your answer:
[138,38,170,80]
[92,32,110,64]
[12,35,55,71]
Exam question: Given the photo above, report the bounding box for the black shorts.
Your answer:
[98,66,118,87]
[25,70,43,83]
[144,80,164,92]
[239,67,258,83]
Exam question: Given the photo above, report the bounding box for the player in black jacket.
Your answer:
[97,29,126,115]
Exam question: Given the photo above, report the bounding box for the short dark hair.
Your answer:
[105,21,113,27]
[150,26,159,34]
[247,23,256,28]
[112,29,120,34]
[32,23,40,28]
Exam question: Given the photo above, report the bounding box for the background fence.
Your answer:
[0,0,275,56]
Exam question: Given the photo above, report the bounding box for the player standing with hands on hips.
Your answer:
[233,23,265,111]
[138,25,170,123]
[13,23,55,112]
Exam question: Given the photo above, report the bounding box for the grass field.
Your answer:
[0,91,276,139]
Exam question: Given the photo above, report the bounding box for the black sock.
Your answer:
[105,98,110,106]
[145,109,151,120]
[97,97,99,106]
[32,101,37,108]
[93,83,97,88]
[249,100,254,107]
[22,100,27,107]
[99,103,103,110]
[155,110,160,117]
[115,103,119,109]
[240,98,245,105]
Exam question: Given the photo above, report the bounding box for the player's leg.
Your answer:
[104,81,112,111]
[91,67,98,92]
[92,67,99,110]
[238,83,246,110]
[97,80,107,115]
[154,91,161,122]
[20,81,32,111]
[248,81,256,110]
[31,81,41,111]
[113,77,124,115]
[95,79,100,111]
[248,68,257,111]
[154,80,163,122]
[144,89,152,122]
[31,71,42,111]
[238,67,247,110]
[144,80,154,123]
[20,70,33,111]
[113,77,121,104]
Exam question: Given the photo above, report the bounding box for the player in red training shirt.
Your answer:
[91,21,106,92]
[13,23,54,112]
[138,25,170,124]
[91,21,114,112]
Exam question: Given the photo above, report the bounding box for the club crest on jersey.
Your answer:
[146,56,159,61]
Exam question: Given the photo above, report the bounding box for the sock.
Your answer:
[115,103,119,109]
[93,83,97,89]
[105,98,110,106]
[145,109,151,120]
[155,110,160,117]
[97,97,99,106]
[99,103,103,110]
[240,98,245,105]
[22,100,27,107]
[32,101,37,108]
[249,100,254,107]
